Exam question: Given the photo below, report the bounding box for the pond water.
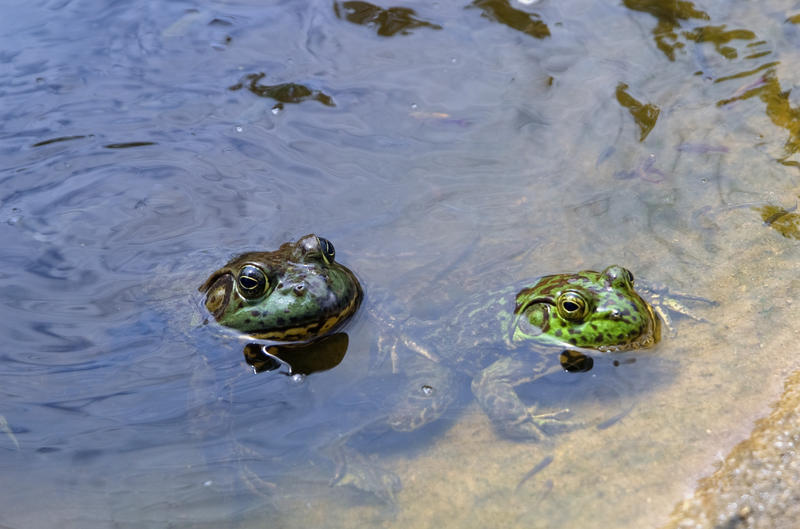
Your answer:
[3,0,800,527]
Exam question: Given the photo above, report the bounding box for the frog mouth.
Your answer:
[200,272,233,321]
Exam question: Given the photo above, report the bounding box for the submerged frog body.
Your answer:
[190,235,367,502]
[381,265,678,440]
[199,234,362,342]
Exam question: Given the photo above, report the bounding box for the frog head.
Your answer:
[199,234,362,342]
[511,265,660,352]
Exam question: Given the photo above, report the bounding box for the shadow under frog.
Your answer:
[241,333,350,375]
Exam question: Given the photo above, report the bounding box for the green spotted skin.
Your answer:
[511,265,660,353]
[412,265,660,375]
[199,234,362,342]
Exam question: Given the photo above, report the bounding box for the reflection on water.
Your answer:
[719,64,800,166]
[243,333,350,375]
[682,24,756,59]
[755,201,800,239]
[622,0,709,60]
[623,0,800,167]
[559,350,594,373]
[468,0,550,39]
[104,141,158,149]
[0,415,20,450]
[333,1,443,37]
[3,0,800,527]
[229,73,335,108]
[615,83,660,141]
[32,135,92,148]
[754,75,800,165]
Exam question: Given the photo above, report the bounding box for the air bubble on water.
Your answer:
[291,373,305,384]
[235,126,243,132]
[421,385,434,396]
[271,106,282,115]
[410,103,418,110]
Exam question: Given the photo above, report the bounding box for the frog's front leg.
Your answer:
[471,356,571,441]
[328,443,402,503]
[636,281,717,336]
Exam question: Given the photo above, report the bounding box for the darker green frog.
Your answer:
[378,264,702,440]
[199,234,362,344]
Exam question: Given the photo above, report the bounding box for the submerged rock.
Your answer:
[663,370,800,529]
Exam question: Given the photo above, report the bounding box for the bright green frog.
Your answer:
[199,234,362,342]
[379,264,702,441]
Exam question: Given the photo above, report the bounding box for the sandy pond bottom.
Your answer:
[210,211,800,529]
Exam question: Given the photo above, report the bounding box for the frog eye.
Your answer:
[624,268,634,285]
[318,237,335,264]
[556,291,590,321]
[237,265,268,299]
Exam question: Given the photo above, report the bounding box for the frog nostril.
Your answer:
[611,310,622,320]
[293,284,305,296]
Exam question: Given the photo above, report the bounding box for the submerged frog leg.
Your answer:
[372,332,397,371]
[0,415,19,450]
[387,353,458,432]
[367,300,415,372]
[472,356,574,441]
[653,304,677,336]
[235,442,278,500]
[239,465,278,500]
[637,281,717,336]
[328,443,401,504]
[524,405,574,425]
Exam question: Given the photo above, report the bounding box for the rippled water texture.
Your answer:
[3,0,800,527]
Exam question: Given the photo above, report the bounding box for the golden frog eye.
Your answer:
[318,237,335,264]
[237,264,268,299]
[556,291,589,321]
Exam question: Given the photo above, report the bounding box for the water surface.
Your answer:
[2,0,800,527]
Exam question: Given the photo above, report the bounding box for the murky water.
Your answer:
[3,0,800,527]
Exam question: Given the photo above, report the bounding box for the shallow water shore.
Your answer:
[664,369,800,529]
